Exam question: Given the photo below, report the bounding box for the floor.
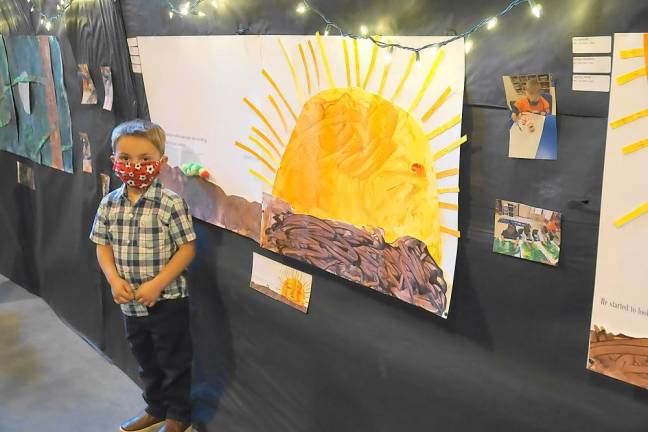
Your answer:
[0,274,143,432]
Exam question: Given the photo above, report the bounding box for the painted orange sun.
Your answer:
[235,34,466,265]
[279,268,311,307]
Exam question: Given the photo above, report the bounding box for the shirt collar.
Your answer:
[116,179,163,204]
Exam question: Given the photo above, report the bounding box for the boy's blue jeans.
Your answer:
[124,297,192,424]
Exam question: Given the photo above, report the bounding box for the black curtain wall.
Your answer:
[1,1,648,431]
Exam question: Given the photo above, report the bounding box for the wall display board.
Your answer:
[0,36,73,173]
[588,33,648,388]
[138,35,465,318]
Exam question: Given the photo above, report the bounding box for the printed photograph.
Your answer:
[503,74,557,160]
[493,199,561,266]
[81,132,92,173]
[99,173,111,196]
[101,66,113,111]
[250,252,313,313]
[78,63,97,105]
[16,160,35,190]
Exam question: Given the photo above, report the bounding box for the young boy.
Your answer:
[90,119,196,432]
[511,78,551,121]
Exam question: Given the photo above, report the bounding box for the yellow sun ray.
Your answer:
[307,40,320,88]
[391,52,416,102]
[268,95,288,132]
[441,226,461,238]
[610,108,648,128]
[433,135,468,161]
[316,31,335,88]
[439,202,459,210]
[278,39,305,104]
[422,86,452,122]
[377,60,393,96]
[622,138,648,155]
[436,168,459,179]
[438,186,460,194]
[620,48,644,59]
[342,39,351,88]
[262,69,298,122]
[243,97,285,147]
[426,114,462,141]
[362,38,379,90]
[353,38,361,87]
[614,201,648,228]
[409,49,445,113]
[251,126,282,157]
[235,141,277,173]
[249,168,273,188]
[616,67,646,85]
[249,135,280,164]
[298,43,312,95]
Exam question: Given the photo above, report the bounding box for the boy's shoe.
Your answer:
[119,411,165,432]
[159,419,192,432]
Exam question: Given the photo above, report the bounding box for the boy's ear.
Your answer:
[160,155,168,166]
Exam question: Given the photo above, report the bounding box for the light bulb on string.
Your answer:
[198,11,206,17]
[464,39,474,54]
[45,20,52,31]
[296,2,306,14]
[531,3,542,18]
[486,17,498,30]
[383,45,394,64]
[415,51,422,68]
[169,11,174,18]
[179,2,190,16]
[359,25,368,36]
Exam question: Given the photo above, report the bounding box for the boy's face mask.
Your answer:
[113,160,162,189]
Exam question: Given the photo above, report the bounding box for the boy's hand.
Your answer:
[135,281,163,307]
[110,277,135,304]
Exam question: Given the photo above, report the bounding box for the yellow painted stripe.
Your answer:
[377,61,392,96]
[438,187,460,194]
[409,49,445,113]
[362,38,379,90]
[426,114,462,141]
[610,108,648,128]
[249,168,273,188]
[262,69,298,121]
[343,38,351,88]
[316,31,335,88]
[307,40,320,88]
[616,67,646,85]
[249,135,279,164]
[620,48,644,59]
[433,135,468,161]
[441,226,461,238]
[235,141,276,173]
[614,202,648,228]
[278,39,305,104]
[622,138,648,155]
[439,202,459,210]
[298,43,312,95]
[251,126,282,157]
[422,86,452,122]
[436,168,459,179]
[243,97,285,147]
[268,95,288,132]
[353,38,361,87]
[391,52,416,102]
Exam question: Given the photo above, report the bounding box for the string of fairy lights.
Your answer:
[27,0,543,55]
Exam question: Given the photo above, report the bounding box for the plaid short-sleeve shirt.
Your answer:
[90,179,196,317]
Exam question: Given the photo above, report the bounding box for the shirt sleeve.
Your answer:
[168,198,197,247]
[90,199,111,245]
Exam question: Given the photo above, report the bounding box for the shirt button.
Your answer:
[129,213,134,218]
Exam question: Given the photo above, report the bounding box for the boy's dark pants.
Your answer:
[124,297,192,424]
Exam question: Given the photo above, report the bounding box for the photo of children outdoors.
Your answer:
[503,74,558,160]
[493,199,561,266]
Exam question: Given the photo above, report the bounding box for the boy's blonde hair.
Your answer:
[111,119,166,155]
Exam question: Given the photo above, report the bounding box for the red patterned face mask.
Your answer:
[113,160,162,189]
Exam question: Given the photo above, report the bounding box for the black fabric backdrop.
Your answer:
[1,0,648,430]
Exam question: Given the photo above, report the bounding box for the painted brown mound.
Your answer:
[588,327,648,388]
[159,165,261,242]
[261,194,448,316]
